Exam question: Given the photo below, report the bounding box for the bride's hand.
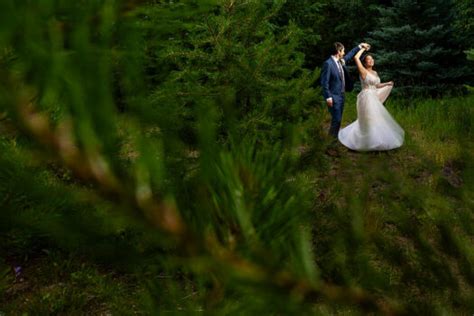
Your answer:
[386,81,394,86]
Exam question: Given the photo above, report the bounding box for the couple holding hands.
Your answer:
[321,42,404,152]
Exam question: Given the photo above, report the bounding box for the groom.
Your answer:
[321,42,369,137]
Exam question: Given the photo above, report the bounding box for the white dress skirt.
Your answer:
[338,72,404,151]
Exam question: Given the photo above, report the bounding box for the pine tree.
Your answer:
[271,0,326,69]
[453,0,474,45]
[145,0,321,147]
[368,0,472,96]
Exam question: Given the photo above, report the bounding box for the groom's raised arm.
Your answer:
[343,45,362,64]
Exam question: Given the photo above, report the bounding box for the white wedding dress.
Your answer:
[338,72,404,151]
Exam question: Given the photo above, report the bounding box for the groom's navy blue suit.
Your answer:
[321,46,361,137]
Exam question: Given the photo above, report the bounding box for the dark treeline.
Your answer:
[275,0,473,96]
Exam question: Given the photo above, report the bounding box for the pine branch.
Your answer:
[6,73,408,315]
[13,90,185,237]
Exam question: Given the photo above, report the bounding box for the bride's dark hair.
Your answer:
[361,53,374,68]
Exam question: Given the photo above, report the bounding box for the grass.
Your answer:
[1,247,143,315]
[1,93,473,314]
[310,92,474,313]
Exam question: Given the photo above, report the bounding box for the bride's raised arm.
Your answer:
[354,48,368,80]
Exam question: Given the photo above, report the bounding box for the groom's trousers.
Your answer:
[327,94,344,137]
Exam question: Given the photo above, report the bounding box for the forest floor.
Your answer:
[1,93,473,314]
[308,93,473,312]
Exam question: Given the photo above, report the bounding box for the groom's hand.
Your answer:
[360,43,370,50]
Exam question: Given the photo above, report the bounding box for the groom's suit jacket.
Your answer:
[321,46,361,100]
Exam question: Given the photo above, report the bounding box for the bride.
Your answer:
[338,47,404,151]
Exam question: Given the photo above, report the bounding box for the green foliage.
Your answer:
[453,0,474,44]
[272,0,325,68]
[319,0,382,60]
[368,0,473,96]
[467,49,474,61]
[0,258,11,297]
[143,0,320,147]
[0,0,323,313]
[0,0,473,315]
[272,0,384,69]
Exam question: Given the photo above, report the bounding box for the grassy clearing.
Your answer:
[310,92,474,313]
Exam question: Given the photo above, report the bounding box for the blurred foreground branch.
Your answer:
[8,77,407,316]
